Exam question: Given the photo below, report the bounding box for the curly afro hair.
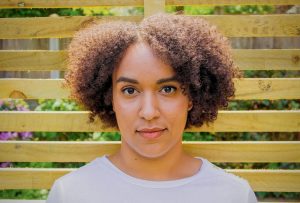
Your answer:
[65,13,238,129]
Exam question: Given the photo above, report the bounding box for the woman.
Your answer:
[47,13,257,203]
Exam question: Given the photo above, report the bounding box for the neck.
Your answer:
[108,141,199,181]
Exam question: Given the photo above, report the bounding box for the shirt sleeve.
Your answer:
[247,187,258,203]
[46,180,64,203]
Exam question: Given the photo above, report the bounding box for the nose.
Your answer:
[138,92,160,121]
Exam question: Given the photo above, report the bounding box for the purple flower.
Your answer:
[19,132,32,140]
[17,106,28,111]
[0,100,3,107]
[0,162,12,168]
[0,132,11,140]
[10,132,18,139]
[0,132,18,140]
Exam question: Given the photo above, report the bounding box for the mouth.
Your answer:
[136,128,166,139]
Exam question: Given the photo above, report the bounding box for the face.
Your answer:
[112,42,192,159]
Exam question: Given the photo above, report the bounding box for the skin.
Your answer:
[109,42,202,181]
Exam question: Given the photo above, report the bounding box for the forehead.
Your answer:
[113,42,175,80]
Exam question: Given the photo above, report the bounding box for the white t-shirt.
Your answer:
[47,155,257,203]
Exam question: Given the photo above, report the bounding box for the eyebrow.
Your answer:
[116,76,178,84]
[156,76,178,84]
[116,77,138,84]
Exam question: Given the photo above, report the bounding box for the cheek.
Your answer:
[113,98,138,124]
[160,97,189,123]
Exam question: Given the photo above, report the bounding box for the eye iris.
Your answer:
[164,87,173,93]
[126,88,135,94]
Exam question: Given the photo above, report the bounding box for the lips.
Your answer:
[137,128,166,139]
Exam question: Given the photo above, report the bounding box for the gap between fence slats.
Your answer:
[1,0,299,8]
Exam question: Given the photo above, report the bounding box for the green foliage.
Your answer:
[165,6,214,15]
[92,132,121,141]
[82,7,113,16]
[183,132,215,141]
[35,99,80,111]
[184,6,214,15]
[0,99,28,111]
[0,8,84,18]
[0,7,143,18]
[0,189,48,200]
[228,100,300,111]
[224,5,275,14]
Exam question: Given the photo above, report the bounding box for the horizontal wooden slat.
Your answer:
[0,110,299,132]
[227,169,300,192]
[0,15,299,39]
[232,49,300,70]
[234,78,300,100]
[0,50,67,71]
[144,0,165,17]
[0,16,142,39]
[1,78,300,100]
[0,141,299,163]
[0,0,299,8]
[1,49,299,71]
[0,168,298,191]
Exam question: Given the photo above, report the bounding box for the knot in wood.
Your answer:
[292,55,300,64]
[258,80,272,92]
[9,90,27,99]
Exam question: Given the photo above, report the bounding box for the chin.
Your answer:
[134,146,171,160]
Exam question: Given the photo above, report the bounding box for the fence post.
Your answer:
[144,0,165,17]
[49,14,60,79]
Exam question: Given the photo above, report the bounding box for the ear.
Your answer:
[188,100,193,111]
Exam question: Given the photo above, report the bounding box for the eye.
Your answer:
[160,86,177,94]
[121,87,138,95]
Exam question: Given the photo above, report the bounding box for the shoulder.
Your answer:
[47,156,114,202]
[199,157,253,192]
[55,156,109,186]
[194,157,257,202]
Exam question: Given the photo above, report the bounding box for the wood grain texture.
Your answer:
[0,141,299,163]
[0,0,299,8]
[0,50,67,71]
[1,15,299,39]
[0,16,142,39]
[144,0,165,17]
[232,49,300,70]
[1,78,299,100]
[0,110,299,132]
[234,78,300,100]
[0,168,299,191]
[1,49,299,71]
